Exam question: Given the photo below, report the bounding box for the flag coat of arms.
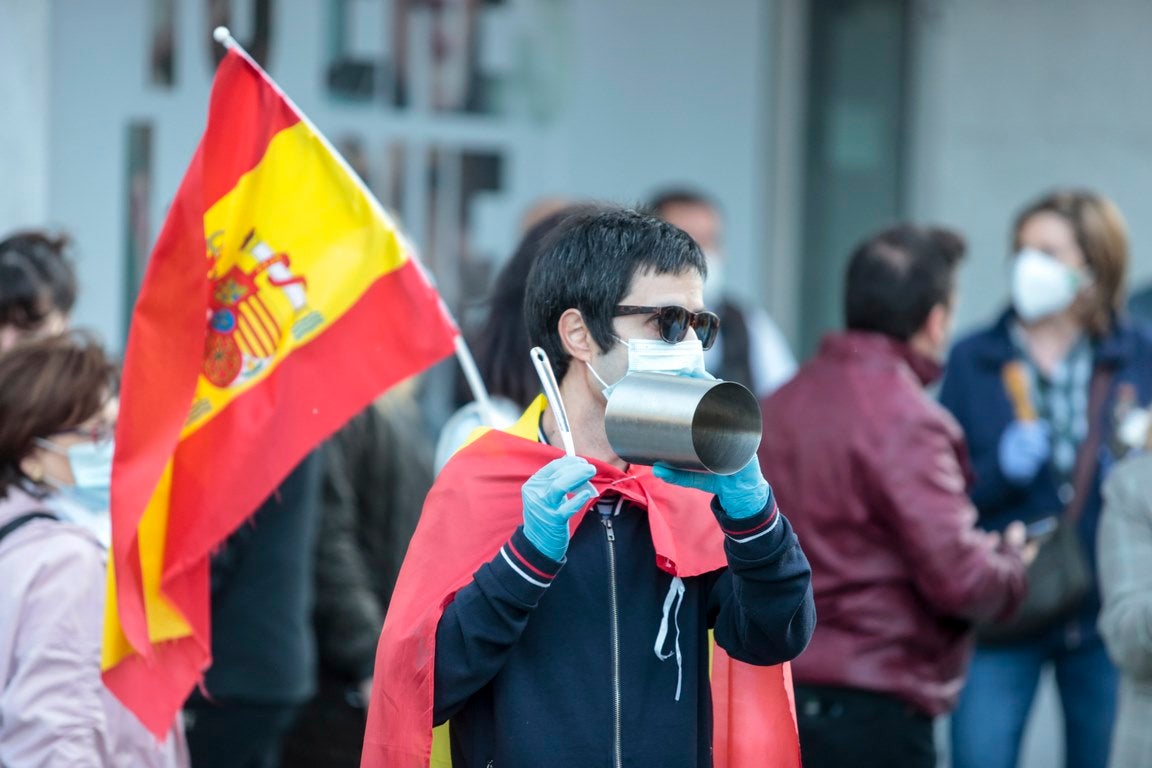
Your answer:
[102,47,459,737]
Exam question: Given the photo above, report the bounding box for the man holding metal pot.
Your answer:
[362,205,814,768]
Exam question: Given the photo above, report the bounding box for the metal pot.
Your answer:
[604,372,762,475]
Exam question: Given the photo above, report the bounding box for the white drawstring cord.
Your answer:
[654,576,686,701]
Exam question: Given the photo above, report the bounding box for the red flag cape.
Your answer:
[362,397,800,767]
[102,48,459,737]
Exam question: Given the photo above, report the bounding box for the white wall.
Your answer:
[38,0,1152,354]
[554,0,771,309]
[0,0,51,231]
[909,0,1152,336]
[39,0,771,351]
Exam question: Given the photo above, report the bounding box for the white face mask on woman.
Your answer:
[586,337,708,400]
[34,437,115,546]
[35,435,115,511]
[1010,247,1089,322]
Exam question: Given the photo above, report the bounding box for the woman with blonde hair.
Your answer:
[940,189,1152,768]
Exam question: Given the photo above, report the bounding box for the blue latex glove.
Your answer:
[652,456,769,519]
[998,421,1051,485]
[521,456,599,561]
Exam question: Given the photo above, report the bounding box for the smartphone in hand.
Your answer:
[1024,516,1059,543]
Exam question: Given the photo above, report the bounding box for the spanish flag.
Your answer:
[102,47,459,737]
[363,397,800,767]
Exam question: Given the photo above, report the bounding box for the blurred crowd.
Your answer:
[2,185,1151,768]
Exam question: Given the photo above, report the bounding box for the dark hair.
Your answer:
[472,205,592,407]
[646,187,717,217]
[0,230,78,331]
[0,331,117,496]
[1012,189,1127,335]
[844,224,966,341]
[524,205,707,382]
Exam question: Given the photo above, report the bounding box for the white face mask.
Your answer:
[586,337,708,400]
[45,490,112,547]
[37,437,114,512]
[36,438,115,547]
[1011,247,1087,322]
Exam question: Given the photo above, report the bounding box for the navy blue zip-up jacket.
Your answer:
[433,492,814,768]
[939,311,1152,630]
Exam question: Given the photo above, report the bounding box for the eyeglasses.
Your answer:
[48,423,115,445]
[614,305,721,351]
[59,426,114,444]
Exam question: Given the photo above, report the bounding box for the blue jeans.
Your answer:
[950,627,1117,768]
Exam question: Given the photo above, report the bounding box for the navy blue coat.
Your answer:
[198,452,322,703]
[432,495,814,768]
[939,311,1152,630]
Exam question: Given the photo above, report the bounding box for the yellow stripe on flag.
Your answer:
[185,120,411,437]
[102,459,193,669]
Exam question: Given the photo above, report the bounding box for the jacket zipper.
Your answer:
[601,512,623,768]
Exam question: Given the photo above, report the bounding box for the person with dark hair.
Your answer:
[183,451,323,768]
[649,188,796,397]
[941,189,1152,768]
[0,332,187,766]
[433,205,589,471]
[363,204,814,768]
[474,206,586,408]
[286,206,592,765]
[280,379,435,768]
[0,230,77,351]
[757,225,1031,768]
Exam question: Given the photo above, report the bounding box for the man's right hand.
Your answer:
[521,456,598,561]
[998,421,1051,485]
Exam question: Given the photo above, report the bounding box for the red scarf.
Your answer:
[361,398,800,767]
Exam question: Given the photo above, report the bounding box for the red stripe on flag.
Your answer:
[101,559,210,738]
[110,50,301,637]
[201,51,300,211]
[711,653,801,768]
[110,160,209,658]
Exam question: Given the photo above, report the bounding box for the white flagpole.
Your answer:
[211,27,497,427]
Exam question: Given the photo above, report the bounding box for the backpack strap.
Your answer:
[1064,366,1115,524]
[0,511,59,545]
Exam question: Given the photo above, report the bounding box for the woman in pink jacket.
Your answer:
[0,333,187,767]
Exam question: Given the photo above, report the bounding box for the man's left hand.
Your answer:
[652,456,769,519]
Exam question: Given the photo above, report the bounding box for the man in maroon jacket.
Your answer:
[758,225,1033,768]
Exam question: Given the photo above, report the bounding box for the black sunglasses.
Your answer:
[614,305,721,351]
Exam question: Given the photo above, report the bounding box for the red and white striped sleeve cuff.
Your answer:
[716,497,781,544]
[499,528,563,588]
